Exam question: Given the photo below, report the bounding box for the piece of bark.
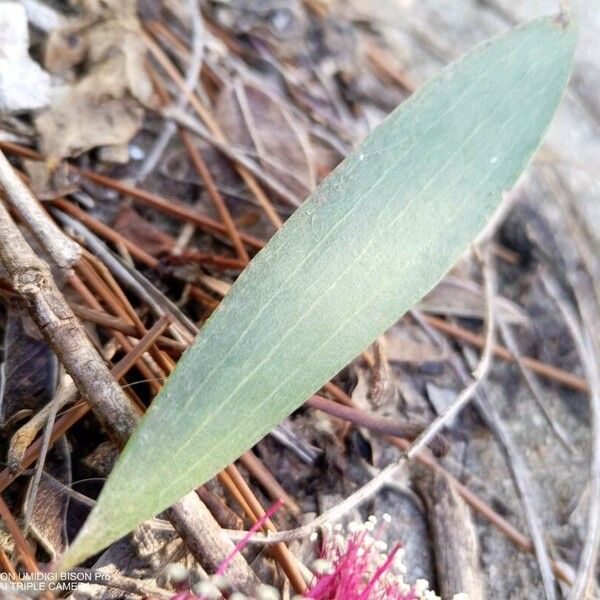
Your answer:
[197,485,244,531]
[167,492,263,592]
[415,466,484,600]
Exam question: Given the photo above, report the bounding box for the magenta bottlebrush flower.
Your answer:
[304,515,440,600]
[173,510,465,600]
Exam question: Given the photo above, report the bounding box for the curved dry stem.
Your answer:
[405,246,496,459]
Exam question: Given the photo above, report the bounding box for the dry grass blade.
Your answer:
[143,28,287,226]
[498,318,574,451]
[541,272,600,600]
[412,306,575,586]
[135,0,204,184]
[22,370,69,533]
[465,348,558,600]
[0,334,152,493]
[475,250,558,600]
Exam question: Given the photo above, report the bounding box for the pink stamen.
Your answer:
[169,499,285,600]
[357,544,401,600]
[305,521,425,600]
[216,498,285,576]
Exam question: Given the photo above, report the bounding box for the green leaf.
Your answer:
[61,16,575,568]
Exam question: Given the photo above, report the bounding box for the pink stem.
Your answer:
[357,544,401,600]
[169,499,285,600]
[216,498,285,576]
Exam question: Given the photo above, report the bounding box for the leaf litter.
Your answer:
[0,1,597,599]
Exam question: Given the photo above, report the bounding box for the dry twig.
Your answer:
[0,151,80,272]
[0,167,140,442]
[412,251,562,597]
[415,467,484,599]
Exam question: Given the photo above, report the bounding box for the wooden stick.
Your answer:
[415,467,484,599]
[0,150,80,271]
[0,193,141,443]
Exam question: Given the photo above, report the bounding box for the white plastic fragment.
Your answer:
[21,0,65,32]
[0,2,50,112]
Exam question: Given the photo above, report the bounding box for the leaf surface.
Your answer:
[62,16,576,568]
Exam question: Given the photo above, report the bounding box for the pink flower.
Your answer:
[171,510,454,600]
[304,516,435,600]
